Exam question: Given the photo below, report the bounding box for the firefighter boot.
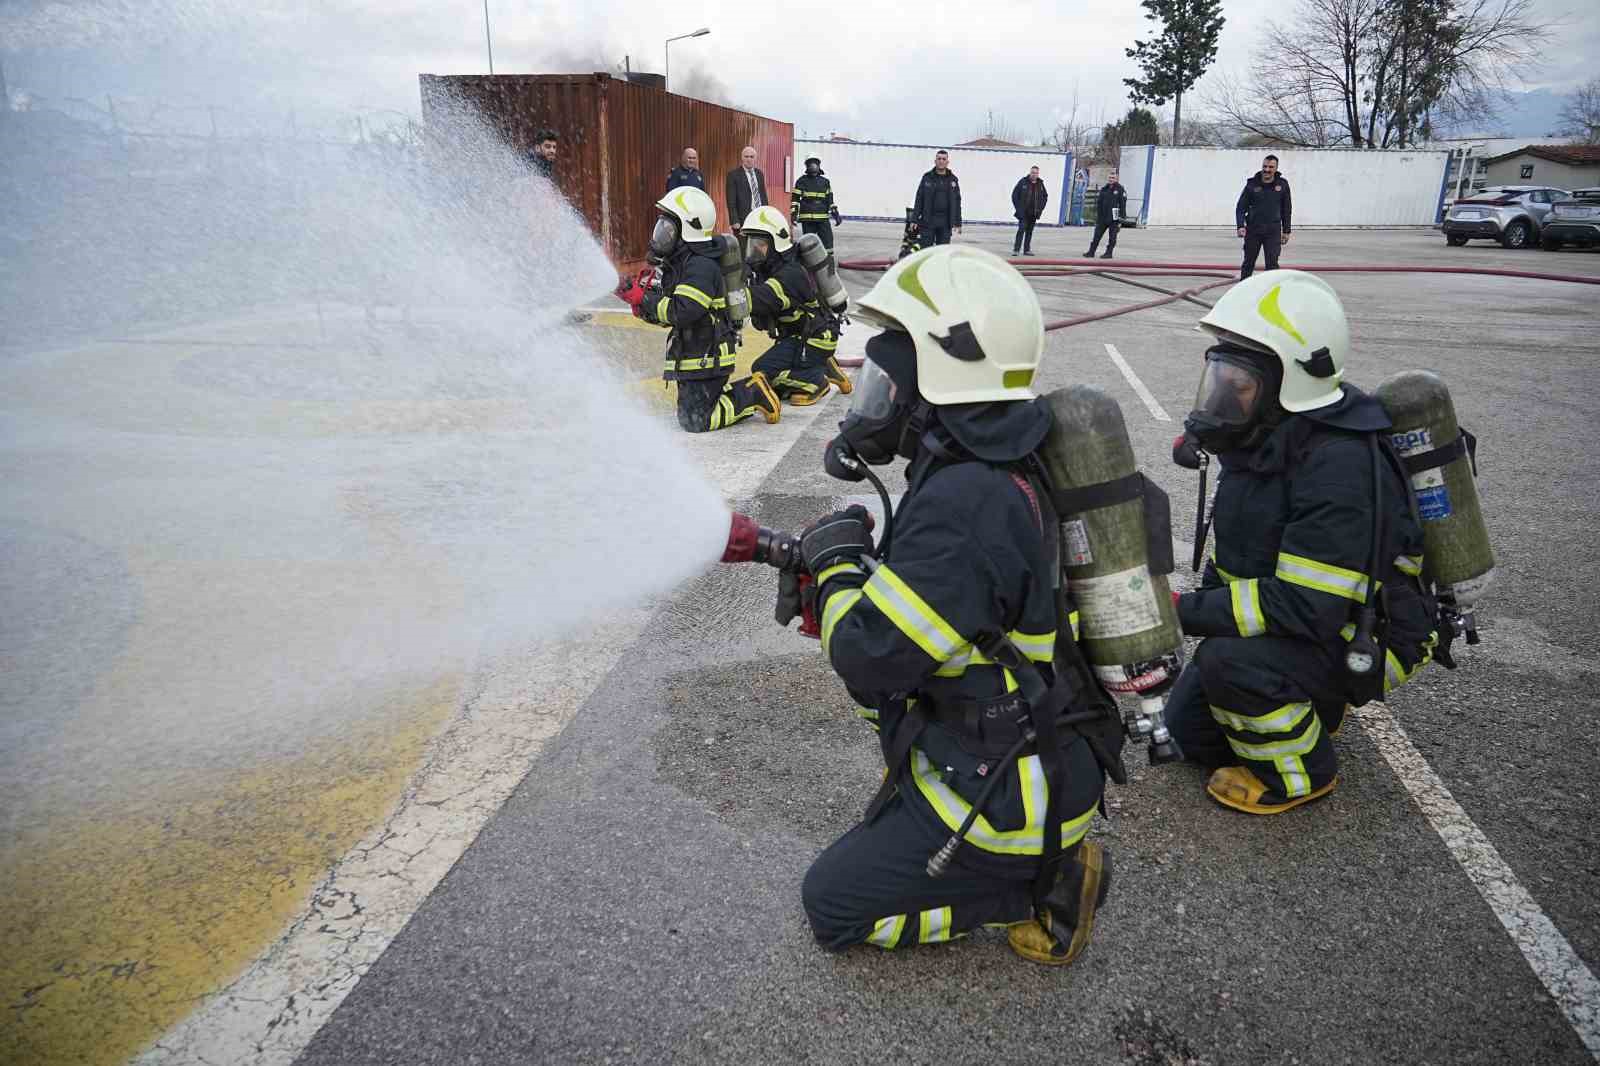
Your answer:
[1206,765,1337,815]
[1008,841,1112,966]
[784,377,832,407]
[747,371,782,424]
[823,356,854,395]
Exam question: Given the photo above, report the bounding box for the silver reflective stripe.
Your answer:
[1276,552,1370,602]
[863,565,963,661]
[1227,712,1324,759]
[1231,578,1266,637]
[908,750,1094,855]
[868,914,906,948]
[1010,630,1056,662]
[1395,554,1424,577]
[1211,701,1312,735]
[918,907,953,943]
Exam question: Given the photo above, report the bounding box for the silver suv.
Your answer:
[1540,187,1600,251]
[1442,185,1571,249]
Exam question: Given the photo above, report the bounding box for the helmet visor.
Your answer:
[1192,352,1268,427]
[649,216,679,257]
[847,357,899,422]
[743,234,771,265]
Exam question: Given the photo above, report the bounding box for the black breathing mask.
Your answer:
[825,332,919,480]
[1183,344,1282,454]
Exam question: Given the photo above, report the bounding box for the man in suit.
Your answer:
[725,146,769,236]
[666,147,706,193]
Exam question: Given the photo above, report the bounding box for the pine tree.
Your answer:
[1123,0,1226,145]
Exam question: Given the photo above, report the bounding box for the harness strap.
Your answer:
[1399,428,1477,477]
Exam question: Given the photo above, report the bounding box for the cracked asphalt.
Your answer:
[290,225,1600,1066]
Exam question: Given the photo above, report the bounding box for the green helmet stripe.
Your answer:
[1257,284,1306,345]
[896,258,940,315]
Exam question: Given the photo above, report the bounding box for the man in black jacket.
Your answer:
[799,245,1119,966]
[791,156,841,251]
[529,128,558,181]
[1011,166,1049,256]
[725,146,769,236]
[1085,170,1127,259]
[912,150,962,245]
[665,147,706,193]
[1236,155,1293,278]
[1165,270,1437,814]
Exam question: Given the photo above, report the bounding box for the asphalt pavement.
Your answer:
[293,223,1600,1066]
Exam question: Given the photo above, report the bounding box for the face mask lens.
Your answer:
[1193,356,1264,427]
[744,236,771,263]
[848,359,898,422]
[649,217,679,256]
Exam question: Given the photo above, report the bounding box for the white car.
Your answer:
[1540,187,1600,251]
[1441,185,1571,249]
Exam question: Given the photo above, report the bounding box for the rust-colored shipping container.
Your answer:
[419,72,793,274]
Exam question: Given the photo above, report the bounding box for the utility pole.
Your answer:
[483,0,495,74]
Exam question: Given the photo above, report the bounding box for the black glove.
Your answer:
[799,504,874,575]
[829,207,842,226]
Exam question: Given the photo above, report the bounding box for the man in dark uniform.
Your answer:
[665,147,706,193]
[1165,270,1438,813]
[1085,170,1127,259]
[617,187,780,432]
[740,206,854,406]
[791,156,841,251]
[797,245,1121,966]
[1011,165,1049,256]
[1236,154,1293,278]
[912,150,962,246]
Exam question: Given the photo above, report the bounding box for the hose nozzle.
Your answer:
[720,512,803,571]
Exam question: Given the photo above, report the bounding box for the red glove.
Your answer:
[1172,590,1182,607]
[617,278,648,317]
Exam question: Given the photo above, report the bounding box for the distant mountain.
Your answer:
[1435,88,1572,139]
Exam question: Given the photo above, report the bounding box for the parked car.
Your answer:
[1441,186,1571,249]
[1540,187,1600,251]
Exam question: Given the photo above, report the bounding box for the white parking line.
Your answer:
[1103,343,1172,422]
[1354,702,1600,1062]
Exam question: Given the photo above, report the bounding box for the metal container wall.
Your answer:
[419,73,793,272]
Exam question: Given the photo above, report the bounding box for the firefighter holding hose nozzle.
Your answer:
[732,246,1125,965]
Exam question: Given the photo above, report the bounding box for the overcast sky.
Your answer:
[3,0,1595,143]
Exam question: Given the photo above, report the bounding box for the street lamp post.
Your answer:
[664,28,710,93]
[483,0,494,74]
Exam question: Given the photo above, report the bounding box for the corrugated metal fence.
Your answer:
[420,73,793,271]
[1119,146,1452,227]
[798,139,1075,226]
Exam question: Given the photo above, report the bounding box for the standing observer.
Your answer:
[792,156,841,251]
[1085,170,1126,259]
[529,128,559,181]
[725,146,769,237]
[912,150,961,246]
[1236,154,1292,278]
[1011,166,1049,256]
[666,147,706,193]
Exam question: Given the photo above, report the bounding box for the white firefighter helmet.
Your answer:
[739,206,793,253]
[654,186,717,244]
[1198,270,1349,412]
[853,245,1043,405]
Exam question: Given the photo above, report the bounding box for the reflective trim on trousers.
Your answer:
[908,749,1095,856]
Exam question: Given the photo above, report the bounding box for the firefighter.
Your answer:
[1166,270,1438,813]
[791,156,841,251]
[799,245,1120,966]
[740,206,854,406]
[617,187,780,432]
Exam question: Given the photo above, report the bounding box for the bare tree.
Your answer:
[1203,0,1550,148]
[973,109,1028,144]
[1557,78,1600,144]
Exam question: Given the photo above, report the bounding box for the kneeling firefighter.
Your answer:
[740,205,854,407]
[618,187,780,432]
[1165,270,1441,814]
[795,245,1124,965]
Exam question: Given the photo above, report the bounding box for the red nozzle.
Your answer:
[721,512,760,563]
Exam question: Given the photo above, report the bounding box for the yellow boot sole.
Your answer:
[785,382,832,407]
[1206,765,1337,815]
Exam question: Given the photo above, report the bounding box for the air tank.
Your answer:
[796,231,849,316]
[716,234,750,325]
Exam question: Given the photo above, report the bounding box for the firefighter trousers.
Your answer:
[752,335,840,405]
[675,373,764,433]
[800,220,834,250]
[1164,635,1347,802]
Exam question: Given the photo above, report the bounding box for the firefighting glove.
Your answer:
[799,504,875,575]
[830,206,842,226]
[616,277,649,317]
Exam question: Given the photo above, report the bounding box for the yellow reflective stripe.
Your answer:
[676,284,713,309]
[918,907,953,944]
[908,750,1094,856]
[1068,609,1081,640]
[668,355,721,371]
[1230,578,1266,637]
[1276,551,1371,603]
[855,705,879,721]
[806,335,839,351]
[763,276,792,310]
[1010,629,1056,662]
[863,564,964,662]
[815,562,863,587]
[867,914,906,949]
[653,300,672,326]
[820,587,863,656]
[1211,700,1312,735]
[1395,554,1424,577]
[1226,712,1323,760]
[1383,631,1437,694]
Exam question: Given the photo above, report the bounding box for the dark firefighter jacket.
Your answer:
[813,401,1105,868]
[1011,176,1049,221]
[749,253,826,340]
[665,166,707,193]
[913,169,962,228]
[1096,182,1127,223]
[639,242,737,381]
[1178,386,1437,692]
[793,171,836,222]
[1236,171,1293,233]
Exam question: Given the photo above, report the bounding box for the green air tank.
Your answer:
[1039,384,1182,693]
[1375,371,1495,611]
[716,234,750,326]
